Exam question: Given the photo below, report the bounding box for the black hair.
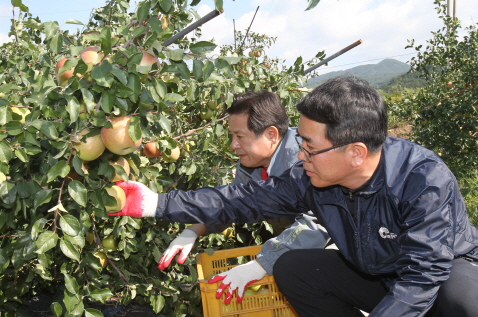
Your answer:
[296,76,387,152]
[226,90,289,138]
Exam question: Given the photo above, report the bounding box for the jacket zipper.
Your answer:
[350,191,367,273]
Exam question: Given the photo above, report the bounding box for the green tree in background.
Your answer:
[390,0,478,179]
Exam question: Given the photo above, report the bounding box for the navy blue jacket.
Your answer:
[155,137,478,316]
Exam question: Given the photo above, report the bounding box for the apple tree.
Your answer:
[0,0,315,315]
[390,0,478,178]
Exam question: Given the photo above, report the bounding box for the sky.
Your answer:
[1,0,477,75]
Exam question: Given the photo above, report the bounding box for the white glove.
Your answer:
[157,228,198,270]
[208,260,267,304]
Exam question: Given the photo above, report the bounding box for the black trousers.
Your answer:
[273,249,478,317]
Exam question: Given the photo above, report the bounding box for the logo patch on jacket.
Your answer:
[379,227,397,239]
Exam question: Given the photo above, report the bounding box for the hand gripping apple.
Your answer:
[208,260,267,304]
[107,181,158,217]
[157,228,198,270]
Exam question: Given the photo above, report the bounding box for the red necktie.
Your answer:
[262,167,269,181]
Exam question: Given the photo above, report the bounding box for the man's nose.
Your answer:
[297,149,307,162]
[230,139,240,149]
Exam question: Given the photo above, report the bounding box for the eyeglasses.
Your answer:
[295,135,350,162]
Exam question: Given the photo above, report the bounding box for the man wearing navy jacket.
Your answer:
[109,76,478,317]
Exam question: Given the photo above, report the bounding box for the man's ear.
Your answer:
[265,126,280,144]
[350,143,368,168]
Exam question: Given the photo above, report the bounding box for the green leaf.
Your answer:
[43,21,59,40]
[100,27,112,56]
[159,115,171,134]
[215,58,233,77]
[4,121,24,136]
[60,239,81,262]
[35,231,59,254]
[128,116,142,144]
[85,308,103,317]
[90,288,114,303]
[51,302,63,317]
[305,0,321,11]
[165,49,184,62]
[47,160,70,182]
[111,65,128,85]
[220,56,242,65]
[151,294,165,313]
[0,248,10,274]
[185,163,197,175]
[100,92,114,113]
[164,93,184,103]
[11,0,23,7]
[214,0,223,12]
[30,120,59,140]
[68,180,87,207]
[14,148,28,162]
[192,60,203,81]
[190,41,217,54]
[32,218,48,240]
[0,141,13,163]
[66,19,84,25]
[159,0,173,13]
[49,34,63,55]
[137,1,150,22]
[33,189,53,209]
[64,274,80,294]
[203,61,215,81]
[63,289,84,315]
[154,80,167,99]
[66,95,81,122]
[0,181,16,205]
[91,62,114,87]
[60,214,81,236]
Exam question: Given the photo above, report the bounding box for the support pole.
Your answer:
[162,9,223,47]
[304,40,363,75]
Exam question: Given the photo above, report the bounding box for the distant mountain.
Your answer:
[306,59,411,88]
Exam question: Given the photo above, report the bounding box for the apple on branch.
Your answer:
[80,46,105,71]
[104,185,126,213]
[137,51,161,78]
[71,128,106,161]
[161,146,180,163]
[109,157,131,182]
[55,57,75,87]
[143,142,162,158]
[101,116,142,155]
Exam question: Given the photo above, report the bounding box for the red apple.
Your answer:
[101,116,142,155]
[143,142,162,158]
[110,157,130,182]
[140,51,160,68]
[71,128,105,161]
[80,46,104,71]
[55,57,74,86]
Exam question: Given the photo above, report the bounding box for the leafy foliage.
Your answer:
[0,0,313,315]
[389,0,478,178]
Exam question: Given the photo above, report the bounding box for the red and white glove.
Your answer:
[208,260,267,304]
[157,228,198,270]
[107,181,158,217]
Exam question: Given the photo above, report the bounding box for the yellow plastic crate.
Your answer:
[197,245,299,317]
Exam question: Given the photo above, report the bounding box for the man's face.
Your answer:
[228,114,277,168]
[297,115,352,188]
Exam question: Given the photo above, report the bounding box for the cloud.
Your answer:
[0,33,13,45]
[196,0,478,73]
